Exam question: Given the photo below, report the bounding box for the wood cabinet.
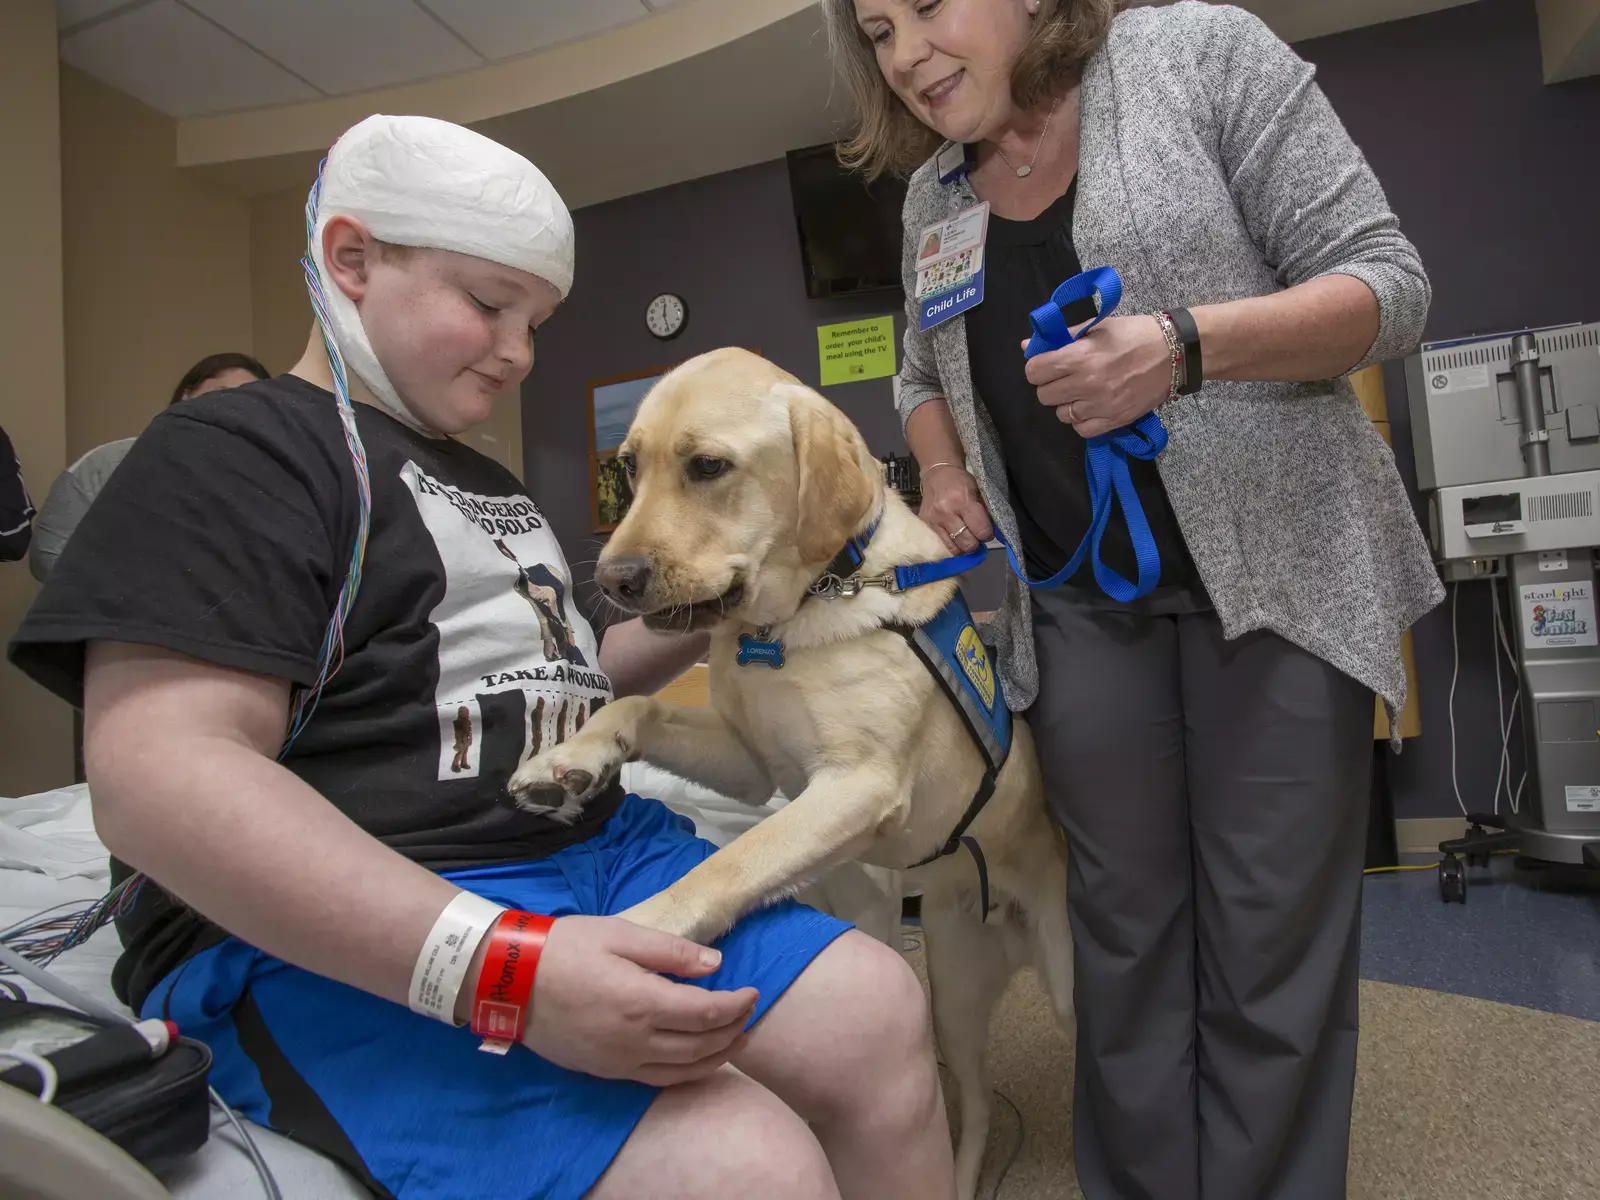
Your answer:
[1351,364,1423,741]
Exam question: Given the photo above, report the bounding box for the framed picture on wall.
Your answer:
[585,352,763,533]
[587,365,671,532]
[592,452,632,533]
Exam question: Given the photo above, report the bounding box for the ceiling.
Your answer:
[60,0,1588,212]
[57,0,686,118]
[60,0,1489,124]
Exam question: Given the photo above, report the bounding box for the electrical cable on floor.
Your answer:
[1364,849,1520,875]
[906,921,1028,1200]
[0,930,281,1200]
[934,1059,1028,1200]
[989,1086,1025,1200]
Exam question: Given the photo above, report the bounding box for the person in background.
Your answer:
[0,424,35,562]
[29,352,269,582]
[825,1,1442,1197]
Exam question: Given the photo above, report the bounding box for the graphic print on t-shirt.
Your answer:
[403,462,611,781]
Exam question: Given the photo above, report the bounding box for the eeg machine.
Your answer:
[1405,319,1600,899]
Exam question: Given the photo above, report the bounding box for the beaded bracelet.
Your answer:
[1151,312,1184,404]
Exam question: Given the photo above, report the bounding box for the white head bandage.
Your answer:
[309,114,574,432]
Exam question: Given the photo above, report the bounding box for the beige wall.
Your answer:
[0,0,72,795]
[250,185,312,375]
[60,67,254,459]
[1,53,260,795]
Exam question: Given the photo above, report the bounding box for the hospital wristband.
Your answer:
[408,891,506,1026]
[470,909,557,1054]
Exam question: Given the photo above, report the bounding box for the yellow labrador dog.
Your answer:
[509,348,1072,1197]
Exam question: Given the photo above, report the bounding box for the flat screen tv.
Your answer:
[786,143,908,300]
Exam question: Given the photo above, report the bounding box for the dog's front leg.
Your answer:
[617,767,904,944]
[507,696,773,819]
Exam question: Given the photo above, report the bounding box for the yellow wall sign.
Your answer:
[818,316,896,387]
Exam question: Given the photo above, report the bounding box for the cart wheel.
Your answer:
[1467,851,1491,869]
[1439,855,1468,904]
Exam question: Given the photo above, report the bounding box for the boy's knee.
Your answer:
[843,932,936,1059]
[599,1070,838,1199]
[813,933,939,1113]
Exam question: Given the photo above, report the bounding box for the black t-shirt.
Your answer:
[963,180,1208,611]
[8,376,621,1010]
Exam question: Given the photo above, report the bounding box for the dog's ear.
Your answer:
[788,391,876,564]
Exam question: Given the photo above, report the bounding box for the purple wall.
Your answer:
[524,0,1600,818]
[1298,0,1600,819]
[519,156,1008,624]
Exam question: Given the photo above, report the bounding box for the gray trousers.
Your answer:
[1027,590,1373,1200]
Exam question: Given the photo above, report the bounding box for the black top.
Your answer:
[8,376,621,1009]
[963,180,1208,612]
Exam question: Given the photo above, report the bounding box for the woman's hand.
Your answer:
[919,463,993,554]
[1022,315,1172,438]
[522,915,759,1087]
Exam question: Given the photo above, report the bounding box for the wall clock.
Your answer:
[645,292,688,340]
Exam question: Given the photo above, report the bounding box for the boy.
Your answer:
[8,115,950,1200]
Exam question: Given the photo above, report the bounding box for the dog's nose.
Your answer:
[596,557,653,604]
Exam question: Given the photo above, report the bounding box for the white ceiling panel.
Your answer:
[57,0,151,30]
[418,0,650,61]
[185,0,485,96]
[59,0,320,117]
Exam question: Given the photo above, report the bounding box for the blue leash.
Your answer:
[899,267,1168,601]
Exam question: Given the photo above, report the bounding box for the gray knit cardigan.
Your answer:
[897,0,1445,726]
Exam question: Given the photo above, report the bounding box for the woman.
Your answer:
[168,350,271,407]
[825,1,1442,1197]
[29,350,270,582]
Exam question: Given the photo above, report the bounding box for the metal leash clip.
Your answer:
[808,570,902,599]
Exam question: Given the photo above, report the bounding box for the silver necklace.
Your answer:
[992,95,1059,178]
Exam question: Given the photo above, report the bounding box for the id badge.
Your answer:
[915,202,989,333]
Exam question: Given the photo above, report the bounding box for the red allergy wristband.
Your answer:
[470,910,556,1054]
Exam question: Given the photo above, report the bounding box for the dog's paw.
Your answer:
[507,734,623,814]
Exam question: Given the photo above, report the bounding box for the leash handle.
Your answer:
[1013,266,1168,601]
[1023,266,1122,359]
[885,267,1168,602]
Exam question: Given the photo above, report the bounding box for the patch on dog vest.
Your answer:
[902,592,1011,773]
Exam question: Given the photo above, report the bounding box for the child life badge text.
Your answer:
[916,203,990,332]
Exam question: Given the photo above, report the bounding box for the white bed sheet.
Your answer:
[1,772,901,1198]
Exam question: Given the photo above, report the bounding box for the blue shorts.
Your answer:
[143,794,852,1200]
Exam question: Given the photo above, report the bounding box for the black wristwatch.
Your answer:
[1165,308,1203,396]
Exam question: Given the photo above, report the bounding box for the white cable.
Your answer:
[1491,585,1514,816]
[0,936,280,1199]
[209,1085,283,1200]
[1493,588,1528,814]
[0,939,121,1023]
[1,1048,59,1104]
[1447,581,1468,816]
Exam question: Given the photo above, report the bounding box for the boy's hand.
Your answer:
[520,915,758,1087]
